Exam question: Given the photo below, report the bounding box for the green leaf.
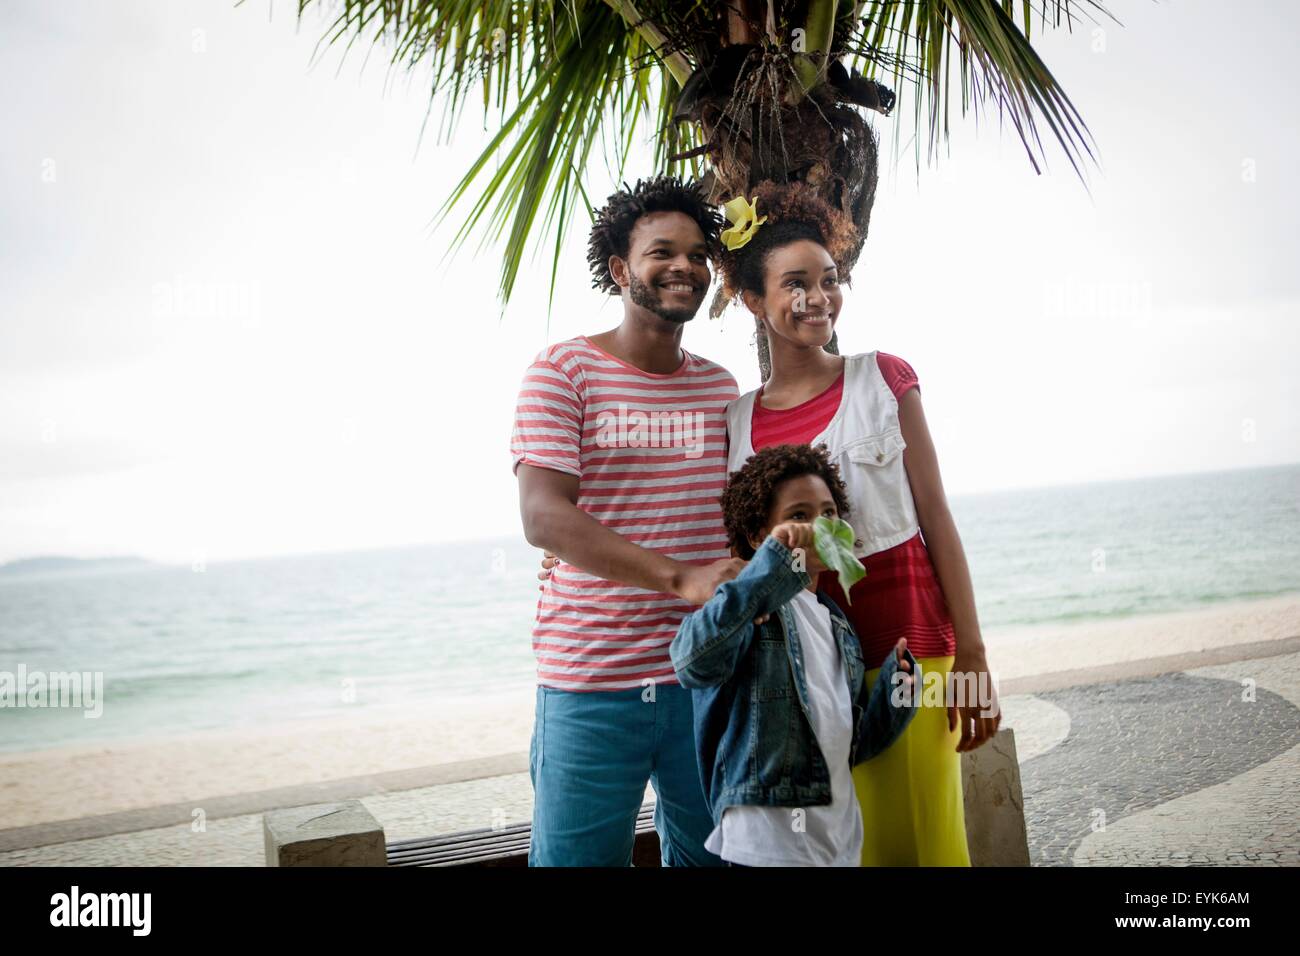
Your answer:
[812,516,866,602]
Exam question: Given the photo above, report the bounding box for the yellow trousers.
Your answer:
[854,655,971,866]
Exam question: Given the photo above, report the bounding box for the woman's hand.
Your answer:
[537,550,557,590]
[947,643,1001,752]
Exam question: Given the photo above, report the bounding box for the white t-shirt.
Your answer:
[704,589,864,867]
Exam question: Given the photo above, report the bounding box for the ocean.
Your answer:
[1,464,1297,754]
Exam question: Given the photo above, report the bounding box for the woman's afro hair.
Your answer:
[586,175,723,295]
[716,180,859,303]
[720,442,852,560]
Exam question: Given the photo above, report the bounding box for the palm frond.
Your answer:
[846,0,1117,177]
[284,0,1116,313]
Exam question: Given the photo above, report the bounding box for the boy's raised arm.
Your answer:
[670,536,810,689]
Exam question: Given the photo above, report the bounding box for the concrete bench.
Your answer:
[263,799,387,867]
[962,726,1032,866]
[264,727,1030,867]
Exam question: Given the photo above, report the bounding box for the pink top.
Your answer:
[748,352,957,666]
[511,336,739,690]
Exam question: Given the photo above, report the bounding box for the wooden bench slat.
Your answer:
[391,841,529,863]
[391,846,529,866]
[387,826,531,851]
[389,814,654,855]
[386,803,659,867]
[387,834,532,856]
[388,832,534,856]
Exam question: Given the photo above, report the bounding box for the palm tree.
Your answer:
[285,0,1114,372]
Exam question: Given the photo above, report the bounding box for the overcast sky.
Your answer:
[1,0,1297,565]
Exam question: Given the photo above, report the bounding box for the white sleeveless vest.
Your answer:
[725,351,920,559]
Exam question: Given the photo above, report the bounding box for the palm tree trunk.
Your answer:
[690,5,871,380]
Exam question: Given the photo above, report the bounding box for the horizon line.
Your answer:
[2,458,1297,569]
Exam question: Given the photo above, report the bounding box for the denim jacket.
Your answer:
[669,535,920,825]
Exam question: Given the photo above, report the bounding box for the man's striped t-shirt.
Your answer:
[510,335,739,692]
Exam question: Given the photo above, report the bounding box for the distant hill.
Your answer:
[0,556,154,577]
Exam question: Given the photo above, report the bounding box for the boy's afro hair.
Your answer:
[586,175,723,295]
[720,443,852,560]
[717,179,859,303]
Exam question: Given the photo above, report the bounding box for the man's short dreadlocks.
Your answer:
[720,443,852,560]
[586,175,722,295]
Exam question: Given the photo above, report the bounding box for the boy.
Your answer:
[670,443,919,866]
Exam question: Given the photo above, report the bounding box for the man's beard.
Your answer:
[629,271,698,325]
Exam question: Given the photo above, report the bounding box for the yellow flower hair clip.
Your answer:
[720,195,767,251]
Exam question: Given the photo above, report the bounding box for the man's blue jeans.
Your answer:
[528,681,724,867]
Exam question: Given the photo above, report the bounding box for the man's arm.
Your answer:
[518,464,743,605]
[669,535,810,689]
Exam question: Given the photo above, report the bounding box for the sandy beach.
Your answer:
[2,592,1297,831]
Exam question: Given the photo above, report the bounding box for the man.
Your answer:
[511,175,742,866]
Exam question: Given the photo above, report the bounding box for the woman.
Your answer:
[715,180,1000,866]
